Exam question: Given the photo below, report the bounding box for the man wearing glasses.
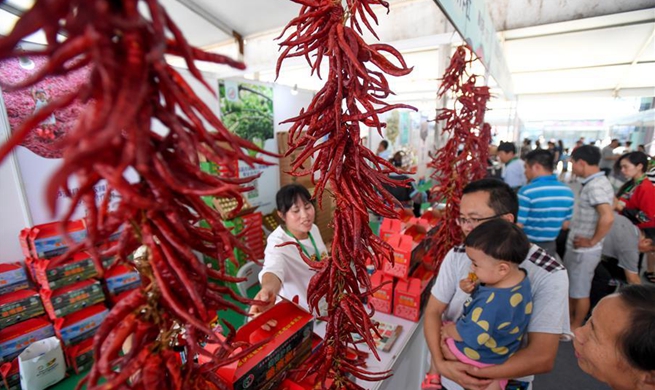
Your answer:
[424,179,570,390]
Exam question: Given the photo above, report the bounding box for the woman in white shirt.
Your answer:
[250,184,327,315]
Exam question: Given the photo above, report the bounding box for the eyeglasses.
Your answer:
[456,214,505,227]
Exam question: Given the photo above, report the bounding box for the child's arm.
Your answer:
[441,322,463,341]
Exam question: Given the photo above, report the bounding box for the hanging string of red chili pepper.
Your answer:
[0,1,273,389]
[278,0,416,387]
[426,45,492,271]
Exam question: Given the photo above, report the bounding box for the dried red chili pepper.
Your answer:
[0,1,275,388]
[426,45,492,270]
[278,0,415,387]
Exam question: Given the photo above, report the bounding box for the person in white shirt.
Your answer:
[250,184,328,315]
[497,142,527,190]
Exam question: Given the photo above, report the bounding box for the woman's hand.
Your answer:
[249,286,277,316]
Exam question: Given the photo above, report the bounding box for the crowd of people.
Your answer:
[248,136,654,390]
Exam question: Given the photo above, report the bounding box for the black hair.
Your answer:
[497,141,516,154]
[462,178,518,221]
[525,149,555,172]
[615,152,650,197]
[464,219,530,264]
[379,140,389,149]
[570,145,601,166]
[276,184,312,215]
[391,151,403,168]
[616,284,655,372]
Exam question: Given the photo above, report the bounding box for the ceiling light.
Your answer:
[291,84,298,96]
[18,55,35,70]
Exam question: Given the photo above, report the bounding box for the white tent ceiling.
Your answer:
[1,0,655,119]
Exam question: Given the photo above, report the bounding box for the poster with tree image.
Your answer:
[218,80,277,210]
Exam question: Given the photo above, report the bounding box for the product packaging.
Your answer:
[103,263,141,298]
[393,264,436,322]
[0,316,54,362]
[54,304,108,346]
[30,252,98,291]
[0,358,20,390]
[379,218,402,241]
[40,280,105,320]
[64,338,93,374]
[18,336,66,390]
[0,264,29,296]
[368,272,394,314]
[27,220,87,259]
[0,290,45,330]
[200,300,314,390]
[382,233,415,279]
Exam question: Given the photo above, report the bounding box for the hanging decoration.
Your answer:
[427,45,492,270]
[0,1,273,389]
[277,0,416,387]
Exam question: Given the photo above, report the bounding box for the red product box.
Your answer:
[403,221,429,243]
[103,263,141,298]
[393,264,436,322]
[0,289,45,330]
[0,263,30,295]
[420,209,442,228]
[0,316,55,362]
[40,279,105,320]
[18,228,32,258]
[0,358,20,390]
[28,220,87,259]
[368,272,394,314]
[199,300,314,390]
[64,337,94,374]
[54,304,108,346]
[31,252,99,291]
[382,233,415,279]
[380,219,402,241]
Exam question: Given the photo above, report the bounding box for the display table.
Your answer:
[314,311,429,390]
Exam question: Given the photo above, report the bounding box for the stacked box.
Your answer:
[379,219,402,242]
[0,358,20,390]
[0,316,54,362]
[393,264,436,322]
[0,290,44,330]
[64,337,94,374]
[30,252,99,291]
[382,234,415,279]
[278,131,313,189]
[0,264,29,296]
[103,263,141,304]
[54,304,108,346]
[309,187,335,244]
[368,273,394,314]
[27,220,87,260]
[40,280,105,320]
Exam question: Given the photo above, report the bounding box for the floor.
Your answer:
[533,341,611,390]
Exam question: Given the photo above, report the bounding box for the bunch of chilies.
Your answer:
[276,0,416,388]
[426,45,492,271]
[0,1,275,389]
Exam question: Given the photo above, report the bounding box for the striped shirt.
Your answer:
[518,175,575,242]
[566,172,614,252]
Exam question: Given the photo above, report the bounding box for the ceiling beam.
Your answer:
[0,2,22,17]
[174,0,245,56]
[613,25,655,96]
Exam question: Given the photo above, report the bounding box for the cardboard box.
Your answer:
[368,272,394,314]
[393,264,436,322]
[420,209,442,228]
[380,219,402,241]
[104,264,141,297]
[0,290,44,330]
[382,234,415,279]
[54,304,108,346]
[0,316,54,362]
[201,300,313,390]
[28,220,87,259]
[64,337,93,374]
[41,280,105,320]
[0,358,20,390]
[0,264,29,296]
[403,220,429,243]
[31,252,99,291]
